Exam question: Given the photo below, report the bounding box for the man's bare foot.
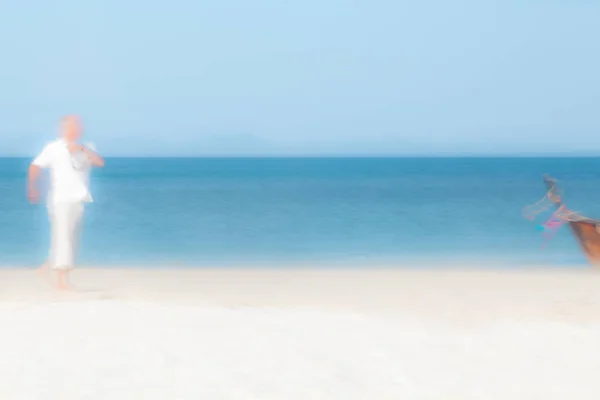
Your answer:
[36,263,53,285]
[36,263,48,275]
[56,270,74,292]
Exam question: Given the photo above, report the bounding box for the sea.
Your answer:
[1,157,599,268]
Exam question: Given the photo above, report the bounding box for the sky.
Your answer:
[0,0,599,156]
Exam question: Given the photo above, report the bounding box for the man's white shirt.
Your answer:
[32,139,94,204]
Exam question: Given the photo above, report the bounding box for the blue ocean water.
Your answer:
[1,157,599,267]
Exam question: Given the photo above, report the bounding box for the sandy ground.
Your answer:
[1,267,600,399]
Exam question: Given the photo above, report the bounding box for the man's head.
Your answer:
[60,115,83,142]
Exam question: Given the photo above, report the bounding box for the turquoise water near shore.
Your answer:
[1,157,599,267]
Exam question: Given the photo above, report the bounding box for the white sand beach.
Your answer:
[2,267,600,399]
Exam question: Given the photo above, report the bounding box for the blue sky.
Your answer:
[0,0,599,156]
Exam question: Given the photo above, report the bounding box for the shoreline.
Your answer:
[1,267,599,322]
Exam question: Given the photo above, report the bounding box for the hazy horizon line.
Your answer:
[2,153,600,159]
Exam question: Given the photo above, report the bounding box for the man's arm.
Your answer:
[70,143,105,167]
[28,145,52,203]
[27,164,42,203]
[83,145,105,167]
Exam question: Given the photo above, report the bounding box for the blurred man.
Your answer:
[28,116,105,290]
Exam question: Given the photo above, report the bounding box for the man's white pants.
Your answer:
[48,202,84,270]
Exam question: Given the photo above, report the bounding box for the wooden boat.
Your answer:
[542,174,600,265]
